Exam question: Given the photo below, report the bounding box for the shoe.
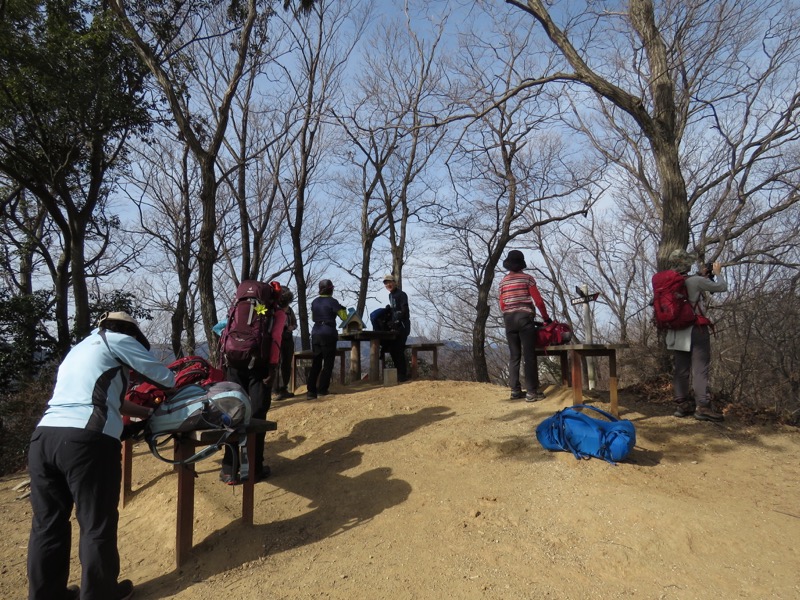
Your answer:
[66,585,80,600]
[219,472,239,485]
[306,392,318,400]
[526,391,546,402]
[695,406,724,422]
[242,465,271,483]
[275,390,295,400]
[673,402,696,418]
[116,579,134,600]
[510,391,525,400]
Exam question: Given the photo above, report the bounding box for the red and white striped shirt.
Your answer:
[498,271,550,319]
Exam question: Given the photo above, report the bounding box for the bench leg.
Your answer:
[432,348,439,379]
[411,348,419,379]
[242,433,255,525]
[609,351,619,417]
[570,349,583,404]
[175,439,196,568]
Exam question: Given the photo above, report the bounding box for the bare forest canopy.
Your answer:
[1,0,799,424]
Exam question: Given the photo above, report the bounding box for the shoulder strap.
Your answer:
[147,430,235,465]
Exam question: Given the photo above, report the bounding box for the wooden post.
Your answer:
[175,439,195,568]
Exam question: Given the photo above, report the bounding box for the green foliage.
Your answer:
[0,0,152,184]
[88,289,153,326]
[0,287,56,387]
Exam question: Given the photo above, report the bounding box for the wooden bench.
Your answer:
[534,344,628,416]
[380,341,445,380]
[290,348,348,393]
[121,419,277,568]
[408,342,445,379]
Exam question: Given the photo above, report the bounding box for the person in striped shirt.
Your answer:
[498,250,551,402]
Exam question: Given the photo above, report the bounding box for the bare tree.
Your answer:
[432,18,600,382]
[502,0,800,271]
[110,0,266,356]
[273,0,368,348]
[331,8,450,317]
[123,133,203,358]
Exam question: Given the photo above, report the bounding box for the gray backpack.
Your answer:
[144,381,252,465]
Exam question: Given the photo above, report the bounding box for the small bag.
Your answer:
[535,320,572,347]
[535,404,635,464]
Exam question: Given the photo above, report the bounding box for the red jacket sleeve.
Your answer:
[528,282,550,321]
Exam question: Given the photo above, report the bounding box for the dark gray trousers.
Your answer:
[503,311,540,393]
[673,325,712,407]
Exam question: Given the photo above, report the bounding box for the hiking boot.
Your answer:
[509,390,525,400]
[116,579,134,600]
[306,392,318,400]
[526,390,546,402]
[241,465,271,483]
[219,471,239,486]
[695,406,724,422]
[673,402,696,418]
[275,389,294,400]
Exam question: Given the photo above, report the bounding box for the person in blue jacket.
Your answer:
[307,279,348,399]
[27,312,175,600]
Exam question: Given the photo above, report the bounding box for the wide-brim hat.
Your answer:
[668,249,697,274]
[97,311,150,350]
[502,250,526,271]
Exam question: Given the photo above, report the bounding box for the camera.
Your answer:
[704,262,715,281]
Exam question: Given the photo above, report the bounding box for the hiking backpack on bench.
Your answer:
[143,381,252,465]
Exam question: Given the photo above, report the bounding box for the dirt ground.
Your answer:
[2,379,799,600]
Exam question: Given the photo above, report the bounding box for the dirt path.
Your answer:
[2,380,799,599]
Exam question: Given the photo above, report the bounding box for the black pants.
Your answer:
[222,364,269,477]
[274,332,294,391]
[27,427,122,600]
[503,311,540,393]
[308,334,337,394]
[385,334,409,381]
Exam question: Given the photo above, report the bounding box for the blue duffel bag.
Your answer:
[535,404,636,464]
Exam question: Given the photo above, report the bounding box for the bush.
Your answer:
[0,366,55,476]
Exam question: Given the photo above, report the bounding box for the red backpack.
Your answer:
[535,321,573,347]
[219,280,279,368]
[651,270,697,329]
[124,355,225,420]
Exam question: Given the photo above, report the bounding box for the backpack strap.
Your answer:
[146,429,236,466]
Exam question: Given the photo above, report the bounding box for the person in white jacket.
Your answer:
[27,312,175,600]
[665,250,728,421]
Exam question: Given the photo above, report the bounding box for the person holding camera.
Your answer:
[382,274,411,382]
[666,250,728,421]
